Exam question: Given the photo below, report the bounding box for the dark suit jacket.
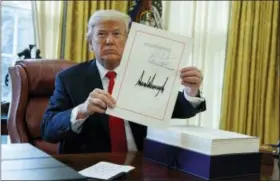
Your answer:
[41,60,206,154]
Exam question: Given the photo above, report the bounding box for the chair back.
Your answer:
[8,59,76,154]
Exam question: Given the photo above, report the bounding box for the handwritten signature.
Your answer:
[135,70,169,97]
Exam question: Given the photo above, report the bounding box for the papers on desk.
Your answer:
[147,125,260,155]
[106,22,192,128]
[79,161,135,180]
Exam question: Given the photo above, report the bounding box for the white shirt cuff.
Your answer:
[183,88,205,108]
[70,106,88,133]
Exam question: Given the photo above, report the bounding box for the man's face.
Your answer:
[90,20,127,69]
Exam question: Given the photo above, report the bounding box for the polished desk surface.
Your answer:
[1,144,279,181]
[1,144,85,180]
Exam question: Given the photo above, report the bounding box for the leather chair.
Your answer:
[7,59,76,154]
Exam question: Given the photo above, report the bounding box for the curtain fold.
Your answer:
[220,1,279,145]
[162,1,231,129]
[32,1,63,59]
[58,1,129,63]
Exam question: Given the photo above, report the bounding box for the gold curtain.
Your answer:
[33,1,63,59]
[220,1,279,145]
[57,1,129,63]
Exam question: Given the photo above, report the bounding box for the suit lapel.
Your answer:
[85,60,103,91]
[85,60,110,137]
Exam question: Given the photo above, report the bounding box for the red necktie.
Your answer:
[105,71,128,152]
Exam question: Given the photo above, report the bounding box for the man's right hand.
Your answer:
[76,88,116,119]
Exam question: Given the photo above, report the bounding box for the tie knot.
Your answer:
[106,71,116,80]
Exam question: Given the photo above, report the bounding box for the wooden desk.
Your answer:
[1,144,279,181]
[1,144,85,180]
[2,143,49,160]
[53,152,279,181]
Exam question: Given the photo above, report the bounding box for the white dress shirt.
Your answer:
[70,60,205,152]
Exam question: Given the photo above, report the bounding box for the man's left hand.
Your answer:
[180,67,203,97]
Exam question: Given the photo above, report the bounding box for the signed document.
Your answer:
[106,22,192,128]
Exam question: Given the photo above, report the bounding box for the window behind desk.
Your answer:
[1,1,35,103]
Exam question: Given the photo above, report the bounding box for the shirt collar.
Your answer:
[95,59,120,80]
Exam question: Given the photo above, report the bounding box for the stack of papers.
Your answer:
[79,162,135,180]
[147,125,260,155]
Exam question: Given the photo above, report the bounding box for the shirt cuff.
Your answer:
[70,106,88,133]
[183,88,205,108]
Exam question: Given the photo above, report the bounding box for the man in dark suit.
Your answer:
[41,10,206,154]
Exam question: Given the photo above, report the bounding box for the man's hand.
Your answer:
[77,88,116,119]
[180,67,203,97]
